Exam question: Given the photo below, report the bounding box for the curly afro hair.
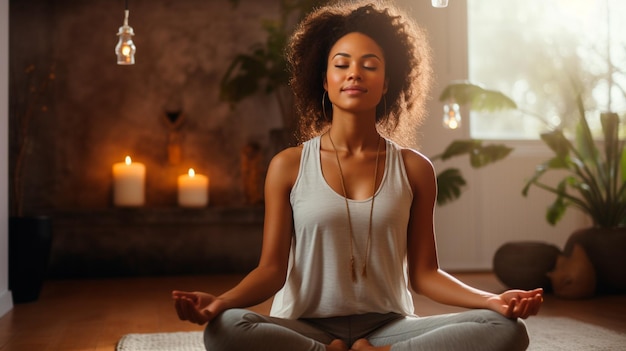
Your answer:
[286,0,432,146]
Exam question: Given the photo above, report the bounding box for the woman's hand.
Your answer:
[487,288,543,319]
[172,290,228,325]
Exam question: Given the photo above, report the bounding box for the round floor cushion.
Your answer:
[493,241,561,291]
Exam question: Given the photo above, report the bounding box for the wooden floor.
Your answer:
[1,272,624,351]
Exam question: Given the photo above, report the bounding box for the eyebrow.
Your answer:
[332,53,382,61]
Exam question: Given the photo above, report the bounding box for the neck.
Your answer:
[327,112,379,153]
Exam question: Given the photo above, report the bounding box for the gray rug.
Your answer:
[117,317,626,350]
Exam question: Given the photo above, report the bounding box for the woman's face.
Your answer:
[324,32,388,116]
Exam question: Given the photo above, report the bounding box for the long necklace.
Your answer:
[327,132,381,282]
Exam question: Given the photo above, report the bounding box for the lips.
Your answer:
[341,85,367,93]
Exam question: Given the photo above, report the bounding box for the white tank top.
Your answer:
[270,135,416,319]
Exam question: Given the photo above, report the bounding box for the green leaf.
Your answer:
[546,197,568,225]
[438,82,517,111]
[573,95,606,186]
[601,112,619,162]
[540,130,570,158]
[436,168,467,206]
[545,156,569,169]
[439,139,513,168]
[440,140,481,160]
[545,180,569,225]
[522,163,548,196]
[433,139,512,205]
[469,144,514,168]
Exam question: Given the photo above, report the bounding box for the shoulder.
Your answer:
[266,145,304,190]
[400,148,435,176]
[400,148,437,193]
[271,145,303,168]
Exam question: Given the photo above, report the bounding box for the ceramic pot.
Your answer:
[9,216,53,303]
[564,227,626,293]
[493,241,561,291]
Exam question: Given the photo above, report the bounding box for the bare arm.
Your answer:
[403,149,542,318]
[216,147,299,307]
[173,146,301,324]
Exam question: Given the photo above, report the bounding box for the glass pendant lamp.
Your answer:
[442,102,461,129]
[115,1,136,65]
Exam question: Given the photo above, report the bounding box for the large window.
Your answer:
[468,0,626,140]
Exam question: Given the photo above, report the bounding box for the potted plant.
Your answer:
[442,82,626,293]
[220,0,328,153]
[524,98,625,293]
[8,63,56,303]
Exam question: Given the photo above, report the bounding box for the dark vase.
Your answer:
[493,241,561,291]
[9,216,53,303]
[564,227,626,294]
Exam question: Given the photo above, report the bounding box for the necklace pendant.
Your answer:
[328,132,380,285]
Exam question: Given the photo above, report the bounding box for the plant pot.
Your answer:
[564,227,626,294]
[9,216,53,303]
[493,241,561,291]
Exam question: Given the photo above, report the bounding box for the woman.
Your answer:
[173,2,543,350]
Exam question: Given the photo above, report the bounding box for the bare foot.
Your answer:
[326,339,349,351]
[350,339,391,351]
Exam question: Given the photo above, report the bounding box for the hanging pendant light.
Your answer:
[442,102,461,129]
[432,0,449,8]
[115,0,136,65]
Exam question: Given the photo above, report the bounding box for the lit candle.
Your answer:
[112,156,146,206]
[178,168,209,207]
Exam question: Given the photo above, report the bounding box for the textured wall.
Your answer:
[9,0,284,213]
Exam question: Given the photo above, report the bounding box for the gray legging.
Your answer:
[204,309,529,351]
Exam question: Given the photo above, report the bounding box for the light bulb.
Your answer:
[115,10,136,65]
[432,0,449,8]
[443,102,461,129]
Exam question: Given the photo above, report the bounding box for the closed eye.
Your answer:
[333,65,378,71]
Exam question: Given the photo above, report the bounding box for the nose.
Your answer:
[348,64,362,80]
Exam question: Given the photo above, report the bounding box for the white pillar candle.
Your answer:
[112,156,146,206]
[178,168,209,207]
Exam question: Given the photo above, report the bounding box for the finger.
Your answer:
[173,297,187,321]
[529,295,543,316]
[175,297,190,321]
[522,296,541,319]
[518,298,532,319]
[505,298,517,318]
[172,290,189,298]
[172,291,197,303]
[187,298,210,325]
[179,297,200,324]
[510,298,523,318]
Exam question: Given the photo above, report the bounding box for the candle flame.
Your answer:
[188,168,195,177]
[125,156,132,165]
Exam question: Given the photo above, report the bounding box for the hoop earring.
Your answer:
[322,91,329,120]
